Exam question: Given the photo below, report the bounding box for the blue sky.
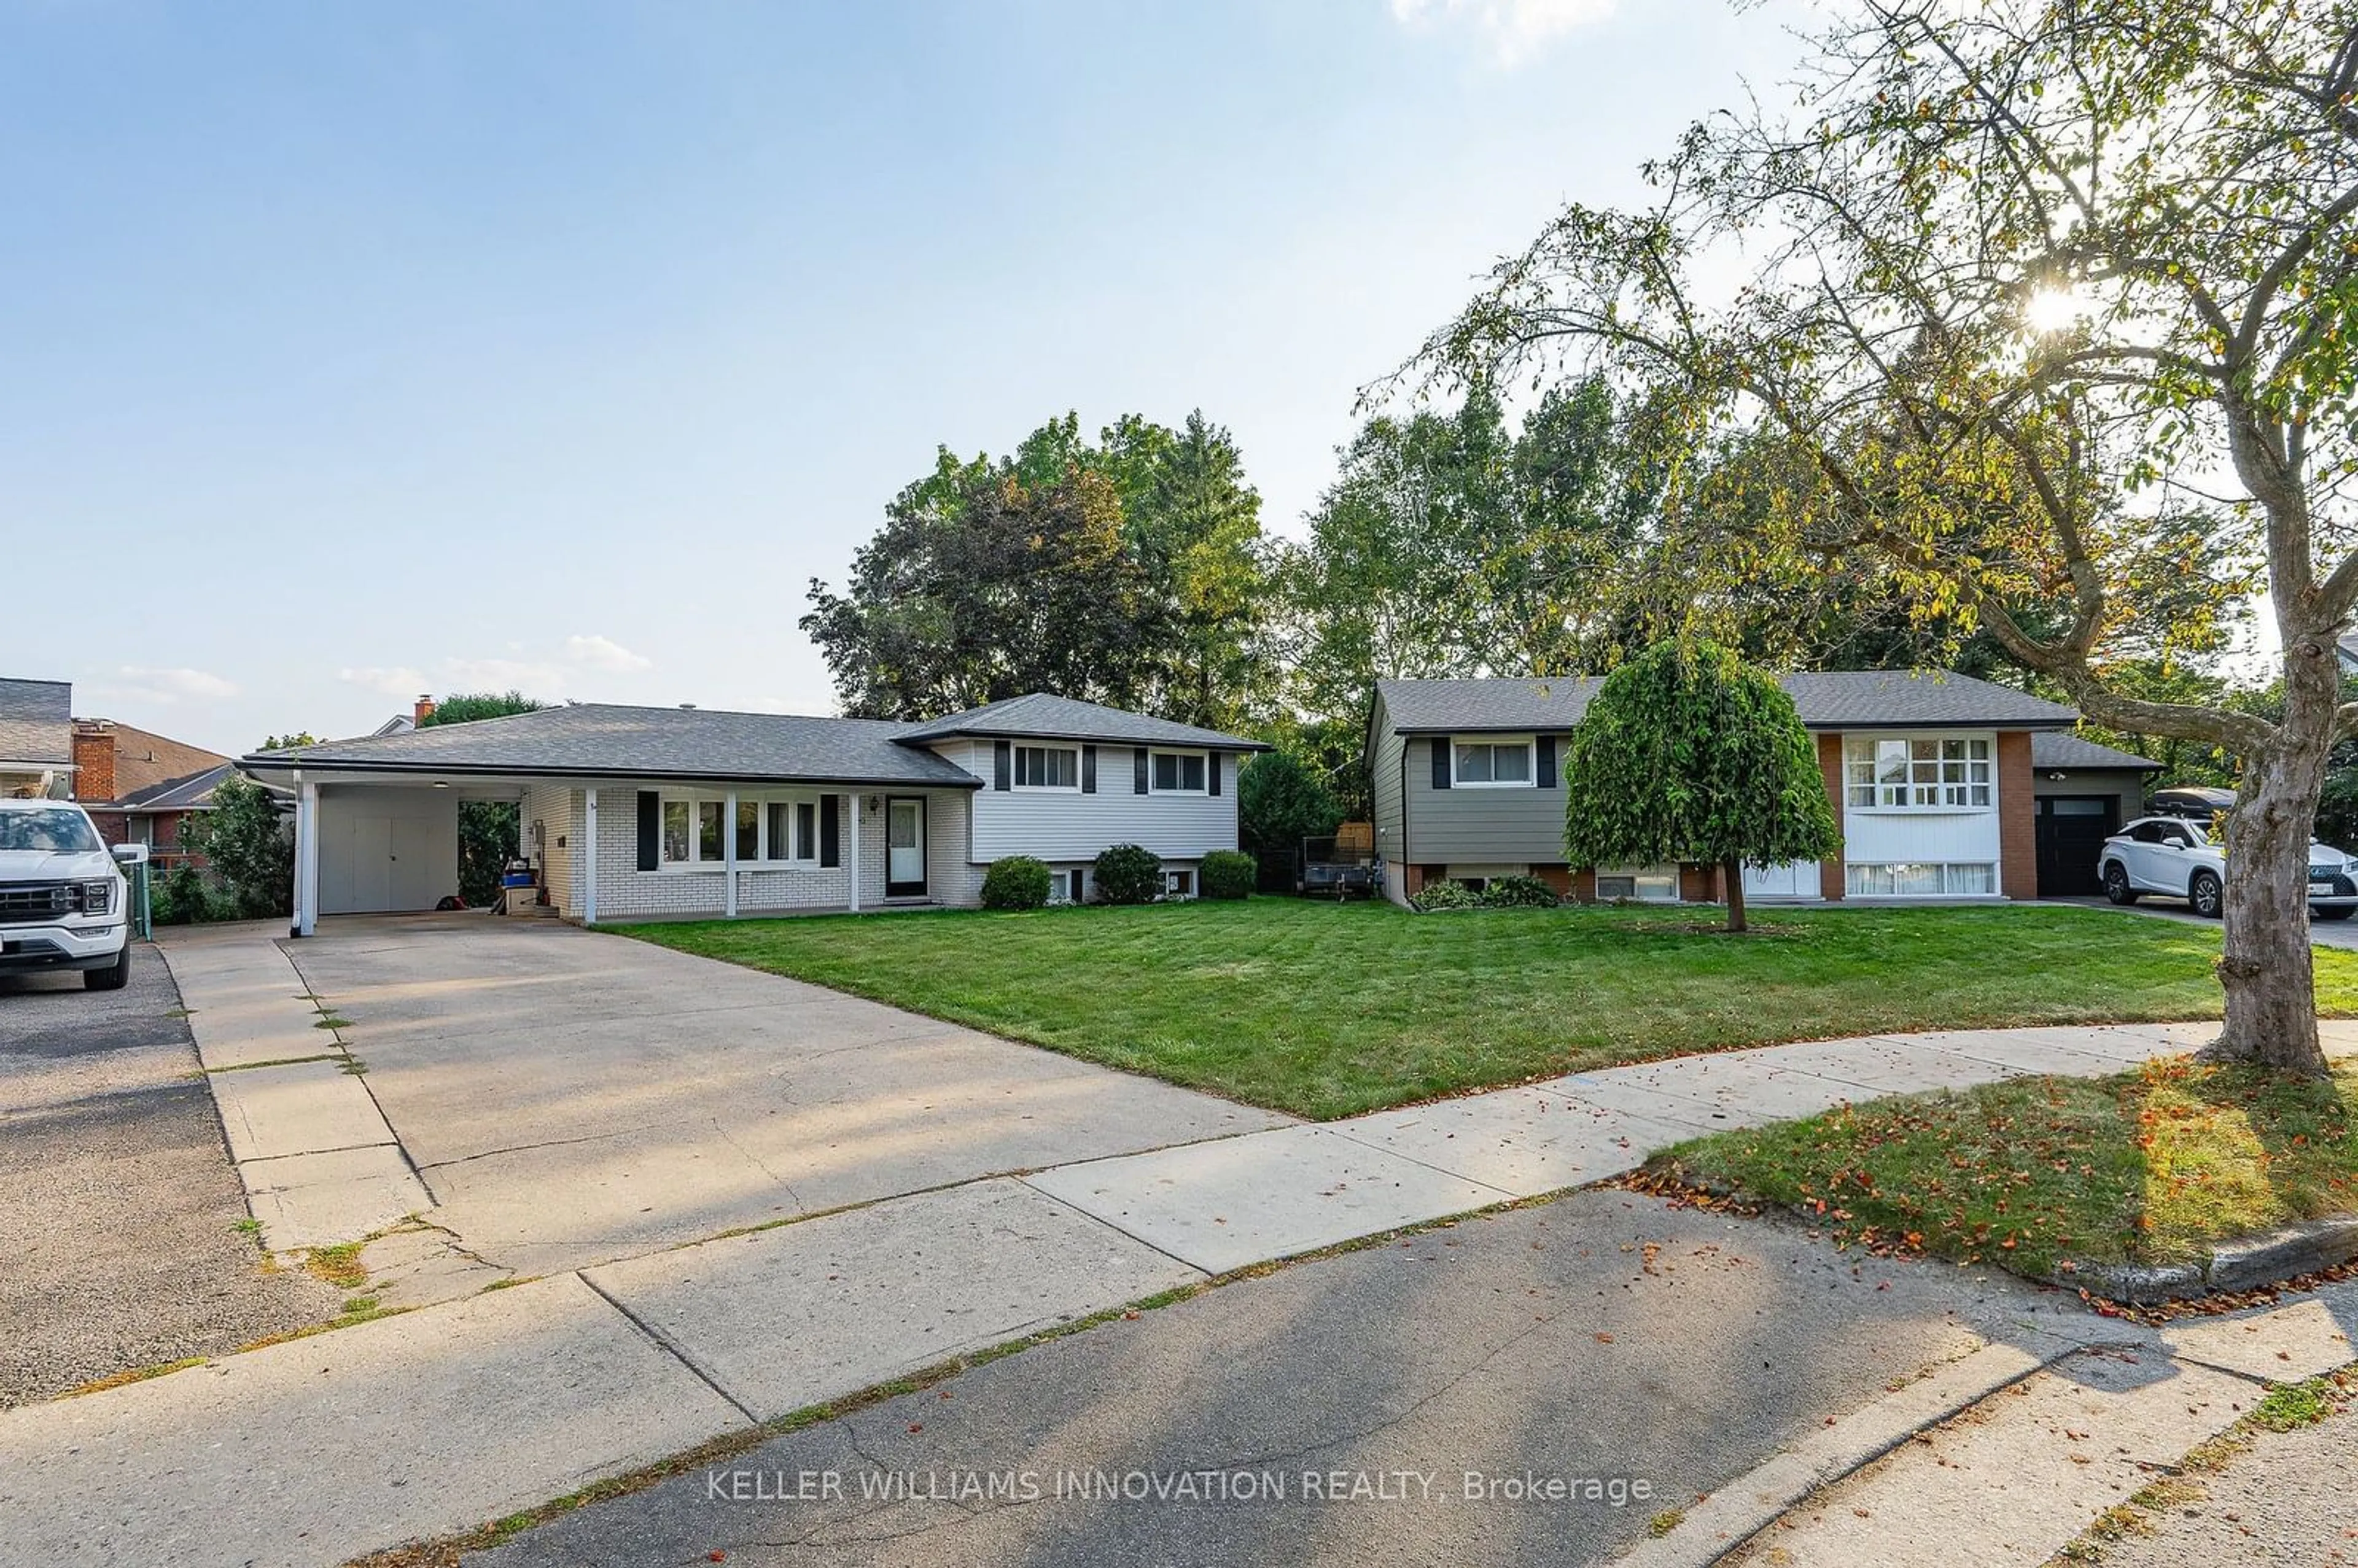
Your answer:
[4,0,1807,754]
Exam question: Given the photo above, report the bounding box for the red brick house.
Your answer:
[71,720,232,868]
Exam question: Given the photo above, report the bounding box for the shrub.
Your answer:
[150,862,222,926]
[1239,750,1344,882]
[1480,875,1561,909]
[981,855,1054,910]
[1092,843,1164,906]
[1410,879,1481,912]
[1199,850,1256,901]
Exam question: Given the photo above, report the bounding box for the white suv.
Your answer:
[0,799,138,990]
[2099,814,2358,922]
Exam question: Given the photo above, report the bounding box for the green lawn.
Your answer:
[1654,1059,2358,1275]
[617,898,2358,1120]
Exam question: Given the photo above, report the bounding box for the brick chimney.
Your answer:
[71,721,117,804]
[414,694,437,726]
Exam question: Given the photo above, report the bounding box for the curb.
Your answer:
[1611,1339,2076,1568]
[2047,1216,2358,1304]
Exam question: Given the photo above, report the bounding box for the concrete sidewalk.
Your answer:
[160,924,431,1250]
[3,1014,2344,1568]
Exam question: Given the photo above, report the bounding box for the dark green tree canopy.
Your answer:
[1562,640,1840,931]
[804,411,1273,724]
[419,692,544,727]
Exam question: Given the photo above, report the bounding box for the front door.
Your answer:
[2036,796,2119,896]
[885,797,925,896]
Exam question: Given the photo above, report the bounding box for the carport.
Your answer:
[285,770,529,925]
[242,704,989,934]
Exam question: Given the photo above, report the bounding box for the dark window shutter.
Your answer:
[1081,745,1097,794]
[1431,739,1452,790]
[1537,735,1557,789]
[1208,751,1221,796]
[1134,747,1149,794]
[993,741,1011,791]
[636,791,660,871]
[820,794,841,867]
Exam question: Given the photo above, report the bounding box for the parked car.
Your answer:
[2099,814,2358,920]
[0,799,141,989]
[2147,785,2237,821]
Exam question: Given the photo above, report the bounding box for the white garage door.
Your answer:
[319,788,460,914]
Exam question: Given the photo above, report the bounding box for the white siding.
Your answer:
[949,739,1242,864]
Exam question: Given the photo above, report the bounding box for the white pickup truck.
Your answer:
[0,799,142,990]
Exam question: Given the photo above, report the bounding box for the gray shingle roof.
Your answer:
[893,693,1271,751]
[114,761,245,811]
[1374,669,2078,734]
[243,704,984,788]
[2030,732,2162,771]
[0,677,72,766]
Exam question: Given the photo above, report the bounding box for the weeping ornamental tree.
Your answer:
[1409,1,2358,1074]
[1563,641,1840,933]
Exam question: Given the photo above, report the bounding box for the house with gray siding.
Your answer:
[1369,670,2138,906]
[242,693,1265,933]
[0,678,74,799]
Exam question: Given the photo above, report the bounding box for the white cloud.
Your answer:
[338,666,432,699]
[440,657,562,693]
[564,634,652,673]
[88,664,240,705]
[1390,0,1617,63]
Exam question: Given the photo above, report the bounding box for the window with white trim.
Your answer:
[1150,750,1207,793]
[1164,867,1194,898]
[1453,738,1533,787]
[660,791,825,867]
[1014,745,1079,790]
[1595,866,1679,902]
[1846,861,1998,896]
[1843,735,1993,810]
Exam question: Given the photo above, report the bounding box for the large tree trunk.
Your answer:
[1723,856,1748,934]
[2207,638,2338,1078]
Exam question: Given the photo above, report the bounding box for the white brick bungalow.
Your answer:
[241,694,1267,934]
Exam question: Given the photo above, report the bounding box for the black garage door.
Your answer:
[2037,796,2118,896]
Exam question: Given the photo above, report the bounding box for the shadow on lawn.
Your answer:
[1654,1058,2358,1281]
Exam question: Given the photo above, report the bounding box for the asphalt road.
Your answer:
[0,944,335,1406]
[471,1187,2108,1568]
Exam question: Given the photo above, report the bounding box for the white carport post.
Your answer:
[723,788,739,918]
[582,788,598,925]
[847,791,862,913]
[292,774,319,938]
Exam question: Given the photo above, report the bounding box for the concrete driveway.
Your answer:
[265,915,1288,1276]
[2051,894,2358,950]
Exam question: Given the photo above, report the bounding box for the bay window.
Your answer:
[660,791,828,867]
[1843,735,1993,810]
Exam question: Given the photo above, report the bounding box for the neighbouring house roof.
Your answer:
[112,761,252,813]
[72,719,230,802]
[368,714,414,738]
[1373,669,2079,737]
[2030,732,2162,772]
[0,677,72,767]
[241,703,987,788]
[890,693,1272,751]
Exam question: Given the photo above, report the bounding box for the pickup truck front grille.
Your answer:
[0,883,76,924]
